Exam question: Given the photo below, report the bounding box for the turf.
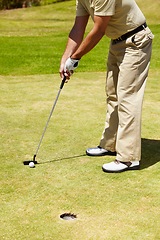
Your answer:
[0,1,160,239]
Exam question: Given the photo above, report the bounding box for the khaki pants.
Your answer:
[100,27,154,162]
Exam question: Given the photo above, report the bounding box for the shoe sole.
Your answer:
[86,151,116,157]
[102,165,140,173]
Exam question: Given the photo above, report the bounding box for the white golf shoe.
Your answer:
[86,146,116,156]
[102,160,140,173]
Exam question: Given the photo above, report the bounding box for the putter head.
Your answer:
[23,160,38,165]
[23,154,38,165]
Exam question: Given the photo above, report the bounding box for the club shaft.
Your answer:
[34,77,66,159]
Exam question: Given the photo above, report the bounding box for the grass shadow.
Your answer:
[37,154,86,165]
[141,138,160,169]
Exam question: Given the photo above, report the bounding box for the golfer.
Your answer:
[59,0,154,173]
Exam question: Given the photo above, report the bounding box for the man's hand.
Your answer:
[64,57,79,75]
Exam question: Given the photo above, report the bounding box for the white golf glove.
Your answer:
[64,57,79,74]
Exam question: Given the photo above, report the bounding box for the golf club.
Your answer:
[23,76,66,165]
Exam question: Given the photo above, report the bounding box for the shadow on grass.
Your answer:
[141,138,160,169]
[38,154,86,165]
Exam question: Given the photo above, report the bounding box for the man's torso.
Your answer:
[76,0,146,39]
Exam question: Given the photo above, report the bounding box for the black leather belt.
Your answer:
[112,22,147,45]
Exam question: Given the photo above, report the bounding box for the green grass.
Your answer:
[0,0,159,75]
[0,1,160,239]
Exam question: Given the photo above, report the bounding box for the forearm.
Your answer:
[61,15,110,79]
[71,15,111,60]
[71,28,104,60]
[61,15,89,64]
[60,38,81,65]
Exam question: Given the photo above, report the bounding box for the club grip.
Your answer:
[60,76,66,89]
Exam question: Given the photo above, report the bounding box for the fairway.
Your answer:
[0,1,160,240]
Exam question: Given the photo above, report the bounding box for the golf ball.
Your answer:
[29,162,35,168]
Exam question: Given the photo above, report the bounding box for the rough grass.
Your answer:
[0,1,160,239]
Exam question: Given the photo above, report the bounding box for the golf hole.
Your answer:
[60,213,77,221]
